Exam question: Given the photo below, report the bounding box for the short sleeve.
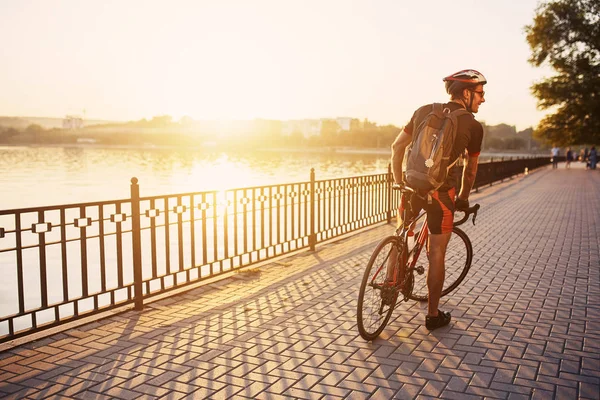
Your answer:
[403,105,430,136]
[466,121,483,157]
[403,111,417,136]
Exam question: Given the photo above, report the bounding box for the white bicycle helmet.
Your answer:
[443,69,487,85]
[443,69,487,111]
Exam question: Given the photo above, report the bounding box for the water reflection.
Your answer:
[0,146,391,209]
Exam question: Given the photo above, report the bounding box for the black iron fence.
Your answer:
[0,156,551,343]
[474,156,557,188]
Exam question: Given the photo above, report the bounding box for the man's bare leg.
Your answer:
[427,232,452,316]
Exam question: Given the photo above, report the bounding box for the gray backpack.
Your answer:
[405,103,469,195]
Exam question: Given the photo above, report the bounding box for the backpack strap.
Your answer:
[432,103,444,116]
[448,108,470,118]
[444,107,469,132]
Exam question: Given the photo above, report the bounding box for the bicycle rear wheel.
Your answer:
[357,236,402,341]
[408,226,472,301]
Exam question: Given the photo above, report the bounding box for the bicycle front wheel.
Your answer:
[408,226,473,301]
[357,236,402,341]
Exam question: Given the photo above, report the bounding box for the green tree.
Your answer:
[288,131,305,146]
[320,119,340,146]
[0,127,20,142]
[484,136,505,150]
[525,0,600,146]
[150,115,174,127]
[25,124,43,134]
[487,124,517,138]
[24,123,44,142]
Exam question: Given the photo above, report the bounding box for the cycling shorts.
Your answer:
[398,187,456,234]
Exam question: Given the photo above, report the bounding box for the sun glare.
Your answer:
[168,154,259,194]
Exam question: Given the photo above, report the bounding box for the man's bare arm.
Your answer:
[391,130,412,184]
[458,154,479,200]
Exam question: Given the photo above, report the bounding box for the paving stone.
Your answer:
[493,368,515,383]
[579,382,600,400]
[344,391,370,400]
[465,385,509,398]
[370,386,397,399]
[132,383,171,398]
[337,379,377,395]
[1,387,40,400]
[282,387,325,400]
[555,385,579,399]
[419,380,446,397]
[539,361,560,377]
[157,380,200,395]
[446,376,469,392]
[244,372,280,384]
[101,386,141,400]
[263,377,297,395]
[439,389,483,400]
[73,390,117,400]
[253,391,293,400]
[516,364,538,380]
[206,383,245,399]
[228,380,270,398]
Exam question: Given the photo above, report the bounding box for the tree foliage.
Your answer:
[525,0,600,145]
[25,124,44,134]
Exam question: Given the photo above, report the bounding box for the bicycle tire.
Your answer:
[357,235,402,341]
[408,226,473,301]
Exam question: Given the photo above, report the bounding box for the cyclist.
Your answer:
[390,69,486,330]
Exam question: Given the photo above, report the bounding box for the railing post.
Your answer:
[130,177,144,311]
[309,169,316,251]
[387,163,392,224]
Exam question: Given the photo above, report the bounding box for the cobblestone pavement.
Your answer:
[1,162,599,399]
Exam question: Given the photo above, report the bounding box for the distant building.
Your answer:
[336,117,353,131]
[63,115,84,130]
[281,117,359,137]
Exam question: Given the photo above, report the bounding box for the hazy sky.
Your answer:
[1,0,552,130]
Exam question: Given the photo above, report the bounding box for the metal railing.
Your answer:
[474,156,557,188]
[0,157,551,343]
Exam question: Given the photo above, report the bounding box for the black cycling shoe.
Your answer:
[425,310,451,331]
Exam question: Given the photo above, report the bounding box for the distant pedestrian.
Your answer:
[584,147,590,169]
[566,147,573,168]
[551,145,560,169]
[590,146,597,170]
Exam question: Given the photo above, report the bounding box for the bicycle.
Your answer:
[357,184,480,341]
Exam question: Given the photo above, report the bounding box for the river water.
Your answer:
[0,145,537,210]
[1,145,393,210]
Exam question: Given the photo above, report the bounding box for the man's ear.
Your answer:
[463,88,471,100]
